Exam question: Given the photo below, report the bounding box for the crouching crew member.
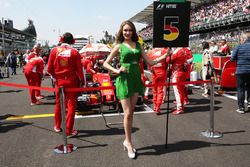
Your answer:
[26,44,44,100]
[24,53,44,105]
[47,32,85,138]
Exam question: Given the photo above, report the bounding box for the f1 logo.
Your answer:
[156,4,165,10]
[163,16,179,41]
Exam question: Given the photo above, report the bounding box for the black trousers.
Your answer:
[236,73,250,109]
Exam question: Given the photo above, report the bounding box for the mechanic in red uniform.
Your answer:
[173,47,192,105]
[26,44,44,100]
[148,47,169,114]
[166,48,187,115]
[81,56,96,77]
[26,44,42,61]
[183,47,193,104]
[24,54,44,105]
[47,32,85,137]
[218,39,230,56]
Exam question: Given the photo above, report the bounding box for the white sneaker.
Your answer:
[54,126,62,133]
[36,95,44,100]
[236,108,245,114]
[202,93,209,98]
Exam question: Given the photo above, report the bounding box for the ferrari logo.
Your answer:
[57,48,63,52]
[60,59,68,67]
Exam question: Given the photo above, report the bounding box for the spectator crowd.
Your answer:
[138,0,250,41]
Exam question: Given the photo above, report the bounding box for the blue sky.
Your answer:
[1,0,154,45]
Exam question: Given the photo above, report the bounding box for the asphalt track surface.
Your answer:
[1,68,250,167]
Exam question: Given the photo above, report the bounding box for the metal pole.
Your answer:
[54,87,77,154]
[201,77,223,138]
[165,48,171,149]
[60,87,68,151]
[210,77,215,133]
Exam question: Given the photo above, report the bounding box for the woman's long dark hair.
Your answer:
[202,41,209,51]
[116,20,138,44]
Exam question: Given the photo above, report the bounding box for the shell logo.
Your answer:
[102,82,111,86]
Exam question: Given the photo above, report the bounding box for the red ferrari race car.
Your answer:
[77,44,118,111]
[77,72,118,111]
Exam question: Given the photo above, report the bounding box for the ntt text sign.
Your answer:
[153,1,190,47]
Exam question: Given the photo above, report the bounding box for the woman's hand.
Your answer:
[164,48,172,58]
[116,66,127,74]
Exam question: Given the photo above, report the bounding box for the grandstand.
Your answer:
[0,19,36,55]
[129,0,250,53]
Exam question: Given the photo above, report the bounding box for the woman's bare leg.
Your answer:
[120,93,139,153]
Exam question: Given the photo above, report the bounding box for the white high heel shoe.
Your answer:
[123,141,136,159]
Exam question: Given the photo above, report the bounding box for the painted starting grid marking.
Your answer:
[6,104,154,120]
[6,88,240,121]
[218,91,249,104]
[219,92,237,100]
[75,104,154,119]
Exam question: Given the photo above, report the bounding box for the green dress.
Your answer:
[116,42,144,99]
